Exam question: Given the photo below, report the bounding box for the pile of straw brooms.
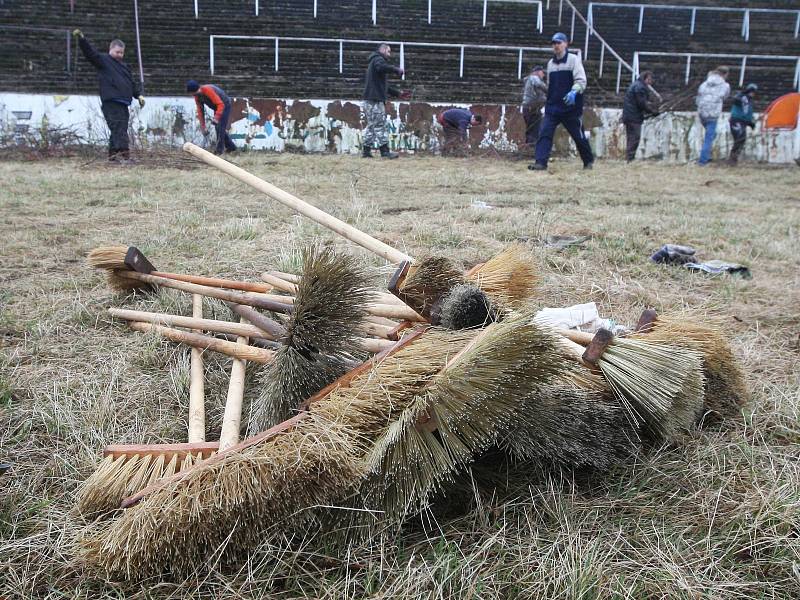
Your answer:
[76,144,748,580]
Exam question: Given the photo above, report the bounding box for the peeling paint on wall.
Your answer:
[1,93,798,163]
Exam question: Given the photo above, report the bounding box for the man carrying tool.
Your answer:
[521,65,548,153]
[362,43,410,159]
[73,29,145,162]
[437,108,483,156]
[529,32,594,172]
[186,80,237,155]
[622,70,660,162]
[727,83,757,166]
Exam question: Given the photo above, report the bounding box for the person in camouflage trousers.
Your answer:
[362,43,407,159]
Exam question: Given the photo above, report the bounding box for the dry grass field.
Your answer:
[1,152,799,599]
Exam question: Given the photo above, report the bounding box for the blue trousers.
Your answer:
[534,112,594,167]
[698,117,717,164]
[214,104,237,154]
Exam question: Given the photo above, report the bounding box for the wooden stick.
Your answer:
[260,272,297,294]
[266,270,300,284]
[117,271,293,312]
[128,321,275,364]
[226,302,286,339]
[219,318,248,451]
[153,271,272,293]
[188,295,206,443]
[184,142,413,264]
[121,328,428,508]
[263,271,409,307]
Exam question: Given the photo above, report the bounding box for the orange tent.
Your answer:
[763,92,800,130]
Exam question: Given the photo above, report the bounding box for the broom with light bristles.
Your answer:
[631,310,748,420]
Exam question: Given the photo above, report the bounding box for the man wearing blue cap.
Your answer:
[529,32,594,171]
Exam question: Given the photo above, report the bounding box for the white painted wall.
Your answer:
[1,92,798,163]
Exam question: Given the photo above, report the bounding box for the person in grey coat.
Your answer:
[695,66,731,165]
[521,65,547,151]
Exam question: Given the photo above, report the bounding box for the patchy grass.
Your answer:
[0,153,799,599]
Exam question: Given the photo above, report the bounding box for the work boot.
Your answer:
[379,144,398,159]
[528,162,547,171]
[362,145,372,158]
[584,162,594,170]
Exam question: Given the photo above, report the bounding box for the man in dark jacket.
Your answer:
[622,71,659,162]
[73,29,144,162]
[437,108,482,156]
[362,43,405,159]
[728,83,757,166]
[529,33,594,171]
[521,65,547,152]
[187,80,237,155]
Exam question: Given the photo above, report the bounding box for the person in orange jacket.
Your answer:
[187,80,237,154]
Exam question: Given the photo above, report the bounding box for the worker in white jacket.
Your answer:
[695,66,731,165]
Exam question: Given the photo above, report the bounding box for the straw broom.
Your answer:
[557,328,705,440]
[78,328,474,578]
[631,311,748,420]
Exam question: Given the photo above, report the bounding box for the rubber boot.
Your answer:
[362,145,372,158]
[379,144,398,159]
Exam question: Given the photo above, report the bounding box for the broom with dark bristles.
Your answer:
[249,244,374,431]
[631,310,749,420]
[556,328,705,441]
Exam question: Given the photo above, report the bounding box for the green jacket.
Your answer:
[730,91,754,125]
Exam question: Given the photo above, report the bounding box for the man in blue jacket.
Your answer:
[362,43,407,159]
[437,108,483,156]
[727,83,757,166]
[73,29,144,162]
[529,33,594,171]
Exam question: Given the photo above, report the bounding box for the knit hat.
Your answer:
[532,65,545,73]
[551,32,568,43]
[745,83,758,93]
[186,79,200,93]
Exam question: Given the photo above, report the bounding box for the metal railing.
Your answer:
[209,35,577,79]
[557,0,634,94]
[588,3,800,41]
[195,0,542,31]
[633,51,800,91]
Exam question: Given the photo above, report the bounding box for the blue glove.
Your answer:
[563,90,578,106]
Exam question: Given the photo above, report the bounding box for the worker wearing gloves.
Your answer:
[187,80,237,155]
[727,83,757,166]
[529,32,594,171]
[622,70,660,162]
[73,29,144,162]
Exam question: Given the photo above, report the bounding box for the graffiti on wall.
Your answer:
[0,92,798,163]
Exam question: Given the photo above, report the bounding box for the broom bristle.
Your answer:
[398,256,466,316]
[596,337,705,440]
[437,283,500,330]
[634,314,748,419]
[75,451,208,518]
[79,329,473,578]
[249,245,373,431]
[339,314,570,534]
[468,244,539,306]
[501,382,641,471]
[87,246,130,271]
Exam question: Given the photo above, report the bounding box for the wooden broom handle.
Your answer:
[183,142,414,264]
[128,321,275,364]
[219,318,248,450]
[117,271,293,312]
[188,295,206,443]
[262,271,410,308]
[153,271,272,293]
